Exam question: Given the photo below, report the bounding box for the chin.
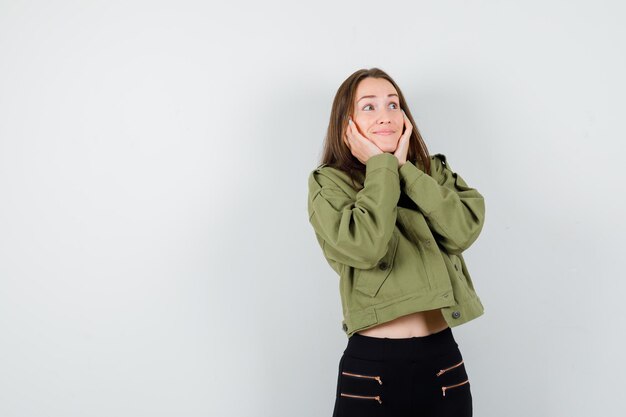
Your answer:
[380,142,398,153]
[369,136,399,153]
[377,137,400,151]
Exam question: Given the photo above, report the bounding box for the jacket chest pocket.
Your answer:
[353,232,400,298]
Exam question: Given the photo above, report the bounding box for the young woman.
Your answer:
[307,68,486,417]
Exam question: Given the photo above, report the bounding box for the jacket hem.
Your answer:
[343,287,457,337]
[441,295,485,328]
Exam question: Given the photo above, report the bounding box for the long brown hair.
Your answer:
[318,68,431,189]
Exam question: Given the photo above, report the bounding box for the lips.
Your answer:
[374,130,395,135]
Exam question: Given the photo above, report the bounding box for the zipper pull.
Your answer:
[374,376,383,385]
[436,359,464,376]
[375,395,382,404]
[442,387,447,397]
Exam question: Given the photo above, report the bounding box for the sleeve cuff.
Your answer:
[398,160,425,189]
[365,152,399,176]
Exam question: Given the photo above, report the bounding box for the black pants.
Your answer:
[332,326,472,417]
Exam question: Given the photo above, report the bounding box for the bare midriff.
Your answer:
[356,308,449,338]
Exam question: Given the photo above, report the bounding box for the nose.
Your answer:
[377,109,393,124]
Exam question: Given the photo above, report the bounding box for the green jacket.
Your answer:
[307,152,486,338]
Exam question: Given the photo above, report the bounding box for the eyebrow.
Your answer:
[357,93,399,103]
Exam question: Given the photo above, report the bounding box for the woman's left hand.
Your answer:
[393,110,412,166]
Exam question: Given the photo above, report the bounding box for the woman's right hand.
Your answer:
[343,118,384,164]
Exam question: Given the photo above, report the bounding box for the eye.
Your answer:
[361,102,400,111]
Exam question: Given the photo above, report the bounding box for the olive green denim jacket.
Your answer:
[307,152,486,338]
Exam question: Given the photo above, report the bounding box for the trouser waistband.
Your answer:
[344,326,458,362]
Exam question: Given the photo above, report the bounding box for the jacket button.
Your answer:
[454,264,459,271]
[342,322,348,331]
[379,262,389,270]
[452,311,461,319]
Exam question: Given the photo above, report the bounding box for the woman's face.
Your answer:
[352,77,404,153]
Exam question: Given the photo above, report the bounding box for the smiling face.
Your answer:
[352,77,404,152]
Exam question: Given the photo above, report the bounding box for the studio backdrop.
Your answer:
[0,1,624,416]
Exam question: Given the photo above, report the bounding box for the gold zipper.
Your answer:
[340,392,383,404]
[441,379,469,397]
[341,371,383,385]
[435,359,464,376]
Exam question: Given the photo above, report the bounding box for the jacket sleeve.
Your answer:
[398,154,485,255]
[308,152,401,269]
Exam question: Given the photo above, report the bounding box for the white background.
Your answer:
[1,1,624,416]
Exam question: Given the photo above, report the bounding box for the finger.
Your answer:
[402,118,413,138]
[348,120,367,142]
[403,111,413,129]
[346,122,355,144]
[402,109,409,124]
[404,121,413,136]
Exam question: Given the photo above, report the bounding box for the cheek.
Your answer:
[354,115,374,132]
[353,119,369,135]
[354,114,367,126]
